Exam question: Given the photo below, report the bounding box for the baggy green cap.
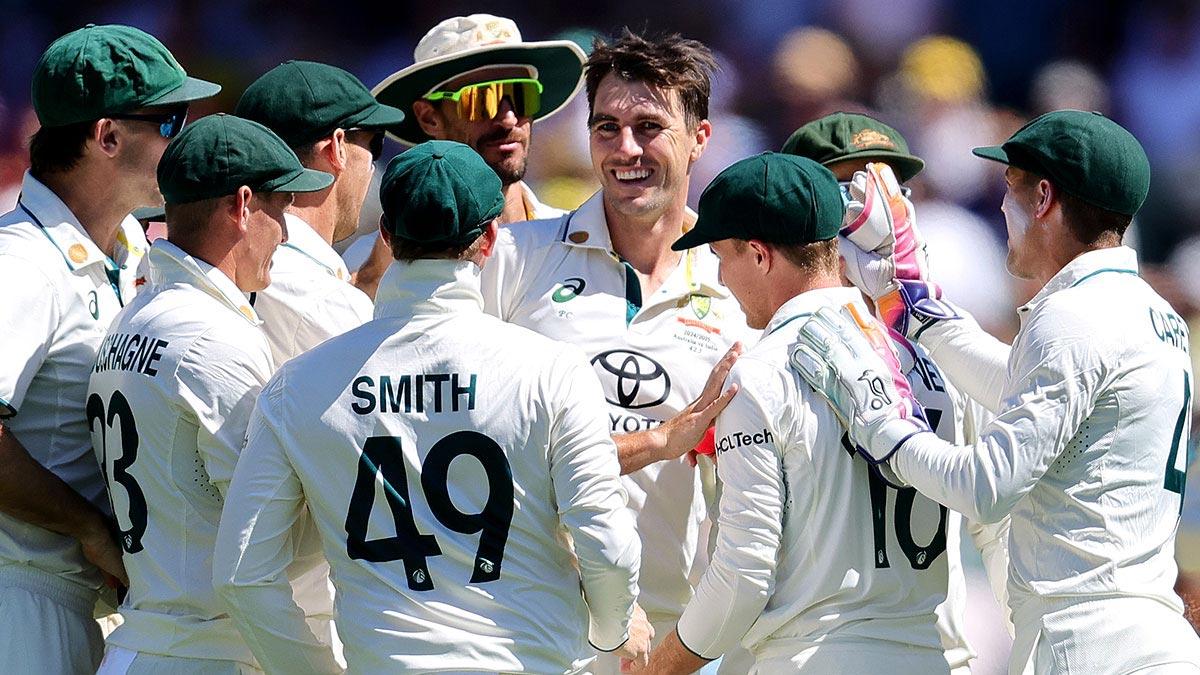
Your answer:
[672,152,845,251]
[781,112,925,182]
[380,140,504,245]
[235,60,407,148]
[157,114,334,205]
[32,24,221,127]
[972,109,1150,216]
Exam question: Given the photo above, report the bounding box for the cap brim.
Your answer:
[972,145,1010,164]
[145,76,223,107]
[825,151,926,183]
[132,206,166,223]
[671,222,720,251]
[372,41,586,146]
[265,168,335,194]
[342,102,408,133]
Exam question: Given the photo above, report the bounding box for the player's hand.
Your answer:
[788,304,929,463]
[616,603,654,672]
[78,518,129,587]
[658,343,742,462]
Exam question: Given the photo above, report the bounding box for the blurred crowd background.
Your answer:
[4,0,1200,671]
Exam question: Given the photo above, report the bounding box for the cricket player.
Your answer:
[637,152,957,673]
[0,24,219,673]
[373,14,581,223]
[478,30,752,670]
[783,111,1015,652]
[235,60,406,364]
[87,113,335,673]
[213,141,651,674]
[791,110,1200,673]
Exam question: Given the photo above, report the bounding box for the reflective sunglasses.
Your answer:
[839,181,912,206]
[111,108,188,139]
[347,128,386,161]
[424,78,543,122]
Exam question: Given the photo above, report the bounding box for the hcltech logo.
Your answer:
[590,349,671,409]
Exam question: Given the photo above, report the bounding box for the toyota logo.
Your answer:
[590,349,671,409]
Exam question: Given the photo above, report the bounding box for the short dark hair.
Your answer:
[585,28,716,126]
[733,237,840,275]
[1016,170,1133,242]
[389,230,487,263]
[29,121,93,176]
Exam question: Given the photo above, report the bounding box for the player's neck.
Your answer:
[35,167,135,260]
[604,197,691,279]
[497,181,528,225]
[288,196,337,245]
[766,271,845,318]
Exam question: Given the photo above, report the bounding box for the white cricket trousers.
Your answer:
[1011,595,1200,675]
[97,646,264,675]
[0,563,103,674]
[750,639,952,674]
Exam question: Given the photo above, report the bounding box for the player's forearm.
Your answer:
[613,428,672,475]
[965,516,1014,634]
[642,630,712,675]
[891,431,1026,524]
[574,515,641,650]
[350,233,390,300]
[0,424,111,543]
[216,581,342,675]
[914,310,1010,413]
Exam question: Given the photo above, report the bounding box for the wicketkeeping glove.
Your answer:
[788,303,930,464]
[839,163,957,339]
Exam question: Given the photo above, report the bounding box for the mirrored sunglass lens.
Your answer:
[459,81,541,121]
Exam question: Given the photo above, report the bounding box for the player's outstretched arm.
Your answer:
[213,377,342,675]
[614,343,742,475]
[628,628,708,674]
[548,350,644,652]
[0,424,128,586]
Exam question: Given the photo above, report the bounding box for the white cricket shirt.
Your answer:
[0,172,147,590]
[901,246,1196,627]
[481,191,755,622]
[252,213,373,365]
[678,287,954,663]
[87,241,327,666]
[214,259,641,674]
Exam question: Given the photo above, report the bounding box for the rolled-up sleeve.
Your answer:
[677,362,782,659]
[213,373,342,675]
[893,306,1103,523]
[546,349,641,651]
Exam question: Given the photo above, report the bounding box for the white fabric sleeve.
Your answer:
[677,361,783,659]
[0,256,58,416]
[213,374,342,674]
[892,305,1103,523]
[546,347,640,652]
[291,285,373,355]
[913,305,1012,413]
[958,397,1013,634]
[479,225,523,321]
[177,329,273,496]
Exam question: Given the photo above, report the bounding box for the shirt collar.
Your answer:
[374,259,485,321]
[147,240,262,325]
[17,171,146,272]
[763,286,863,336]
[1021,246,1140,313]
[561,190,725,299]
[280,213,350,280]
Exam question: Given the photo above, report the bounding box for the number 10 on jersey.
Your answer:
[344,433,514,591]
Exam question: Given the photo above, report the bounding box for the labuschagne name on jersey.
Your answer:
[716,428,775,455]
[1150,307,1190,353]
[351,372,478,415]
[93,331,169,376]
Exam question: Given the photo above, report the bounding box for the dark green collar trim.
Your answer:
[766,312,813,336]
[1069,268,1138,288]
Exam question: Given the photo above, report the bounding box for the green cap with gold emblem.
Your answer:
[781,112,925,182]
[380,140,504,245]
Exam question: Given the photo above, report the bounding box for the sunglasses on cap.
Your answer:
[424,78,543,122]
[838,181,912,206]
[111,107,188,139]
[347,128,386,161]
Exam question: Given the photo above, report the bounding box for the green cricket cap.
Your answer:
[972,109,1150,216]
[235,60,407,148]
[673,152,844,251]
[157,114,334,205]
[379,140,504,246]
[781,112,924,182]
[32,24,221,127]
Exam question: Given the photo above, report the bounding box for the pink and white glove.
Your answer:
[839,163,957,339]
[789,303,930,464]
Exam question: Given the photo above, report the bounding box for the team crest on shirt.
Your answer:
[689,294,711,319]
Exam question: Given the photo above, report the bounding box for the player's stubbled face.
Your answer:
[436,68,533,187]
[590,74,699,221]
[240,192,292,292]
[1001,166,1037,279]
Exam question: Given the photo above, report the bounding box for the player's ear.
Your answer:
[412,100,445,138]
[94,119,121,159]
[233,186,253,232]
[329,128,349,173]
[689,118,712,164]
[477,219,500,260]
[1034,178,1054,220]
